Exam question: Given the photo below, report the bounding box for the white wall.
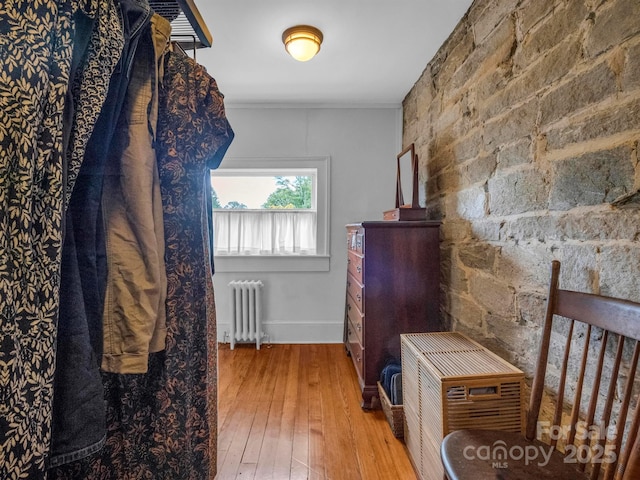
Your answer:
[213,106,402,344]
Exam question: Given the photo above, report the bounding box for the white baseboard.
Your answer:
[217,320,344,344]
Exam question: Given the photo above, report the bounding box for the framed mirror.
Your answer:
[395,143,419,209]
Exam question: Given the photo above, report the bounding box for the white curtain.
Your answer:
[213,209,317,255]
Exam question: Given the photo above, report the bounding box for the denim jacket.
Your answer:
[49,0,154,468]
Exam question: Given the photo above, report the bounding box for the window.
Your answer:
[212,171,316,255]
[210,157,330,272]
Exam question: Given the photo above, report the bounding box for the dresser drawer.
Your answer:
[347,272,364,313]
[347,226,364,254]
[347,250,364,284]
[346,294,364,344]
[346,321,364,381]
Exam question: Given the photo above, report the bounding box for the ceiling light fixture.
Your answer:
[282,25,323,62]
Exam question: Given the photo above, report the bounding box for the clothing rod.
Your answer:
[175,0,212,48]
[150,0,212,49]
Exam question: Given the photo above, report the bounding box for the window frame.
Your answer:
[211,156,330,273]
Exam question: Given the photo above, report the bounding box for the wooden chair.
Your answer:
[440,260,640,480]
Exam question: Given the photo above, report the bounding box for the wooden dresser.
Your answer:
[344,220,441,409]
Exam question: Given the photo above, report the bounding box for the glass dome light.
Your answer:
[282,25,323,62]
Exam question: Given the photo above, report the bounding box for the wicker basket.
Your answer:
[377,381,404,438]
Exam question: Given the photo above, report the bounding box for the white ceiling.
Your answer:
[193,0,473,106]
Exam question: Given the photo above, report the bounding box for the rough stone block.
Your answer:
[437,25,475,97]
[415,134,431,162]
[434,100,463,134]
[513,0,588,69]
[435,168,459,193]
[455,186,487,219]
[478,335,521,369]
[414,121,433,152]
[402,120,418,147]
[496,244,555,289]
[444,256,469,295]
[517,0,556,37]
[517,291,547,328]
[475,66,513,107]
[549,146,635,210]
[403,90,418,126]
[485,313,537,363]
[500,214,560,243]
[429,141,455,176]
[492,35,582,119]
[469,271,516,317]
[557,246,598,292]
[451,297,485,332]
[425,197,444,221]
[527,33,584,86]
[441,219,473,243]
[599,245,640,301]
[540,62,617,126]
[470,219,503,242]
[483,99,537,151]
[452,129,483,164]
[451,92,480,140]
[545,97,640,151]
[450,17,516,95]
[416,80,435,115]
[464,154,497,187]
[469,0,520,43]
[497,139,531,169]
[623,41,640,90]
[488,167,549,216]
[587,0,640,57]
[458,243,496,270]
[557,209,640,241]
[448,293,485,328]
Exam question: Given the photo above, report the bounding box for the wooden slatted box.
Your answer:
[401,332,525,480]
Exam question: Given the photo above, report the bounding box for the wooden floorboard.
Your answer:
[216,343,418,480]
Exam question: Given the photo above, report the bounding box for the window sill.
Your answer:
[213,255,330,273]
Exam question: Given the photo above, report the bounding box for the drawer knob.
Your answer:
[356,265,362,273]
[356,294,361,302]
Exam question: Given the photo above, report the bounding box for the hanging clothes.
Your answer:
[154,46,234,478]
[100,11,170,375]
[50,0,151,468]
[49,31,234,480]
[0,0,122,478]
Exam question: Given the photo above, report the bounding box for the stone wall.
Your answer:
[402,0,640,376]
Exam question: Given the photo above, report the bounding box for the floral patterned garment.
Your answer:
[0,1,122,478]
[155,48,234,479]
[49,48,233,480]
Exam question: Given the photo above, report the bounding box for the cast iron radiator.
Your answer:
[228,280,264,349]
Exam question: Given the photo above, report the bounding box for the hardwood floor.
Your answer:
[216,343,418,480]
